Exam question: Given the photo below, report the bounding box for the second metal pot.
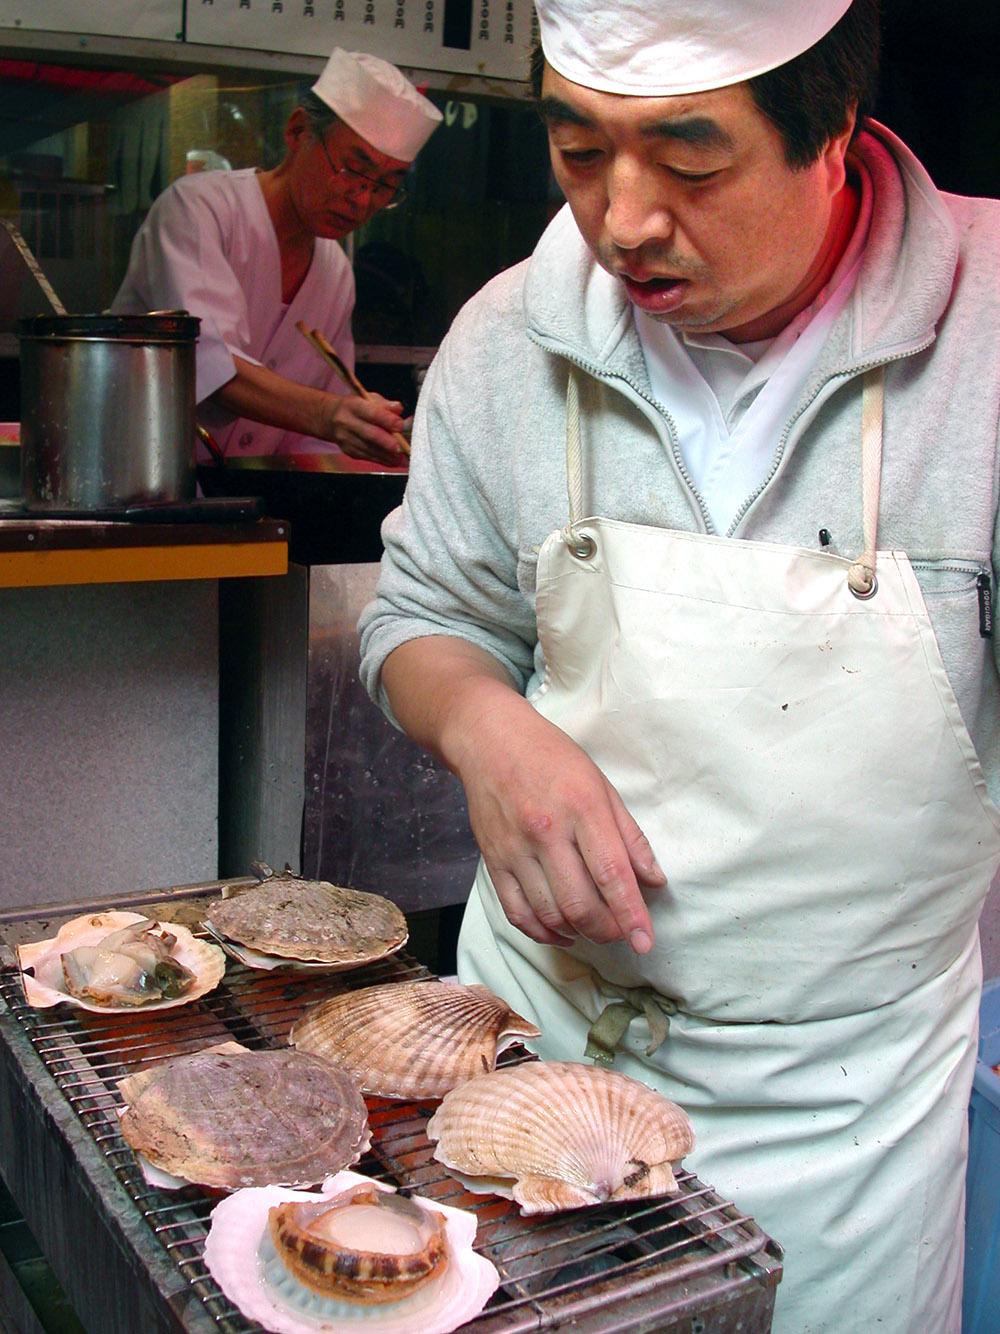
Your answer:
[18,312,201,513]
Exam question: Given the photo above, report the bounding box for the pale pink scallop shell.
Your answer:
[426,1060,695,1215]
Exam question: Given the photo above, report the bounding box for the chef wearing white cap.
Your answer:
[360,0,1000,1328]
[113,49,441,464]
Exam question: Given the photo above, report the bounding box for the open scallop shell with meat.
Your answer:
[17,911,225,1013]
[426,1060,695,1215]
[268,1181,448,1303]
[289,981,541,1099]
[205,864,408,969]
[117,1046,370,1190]
[203,1169,500,1334]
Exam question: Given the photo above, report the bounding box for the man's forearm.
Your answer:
[380,635,522,777]
[211,356,329,437]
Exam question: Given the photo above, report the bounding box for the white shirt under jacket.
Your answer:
[111,167,355,460]
[635,163,872,533]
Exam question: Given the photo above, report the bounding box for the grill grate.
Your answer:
[0,905,781,1333]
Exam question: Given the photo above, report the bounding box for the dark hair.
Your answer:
[747,0,880,167]
[299,90,346,139]
[529,0,880,169]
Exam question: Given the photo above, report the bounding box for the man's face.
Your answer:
[294,119,409,240]
[540,64,853,341]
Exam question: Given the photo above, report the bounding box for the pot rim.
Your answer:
[17,313,200,342]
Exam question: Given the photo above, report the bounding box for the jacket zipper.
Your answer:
[726,342,936,532]
[550,348,716,534]
[540,338,936,538]
[910,558,994,639]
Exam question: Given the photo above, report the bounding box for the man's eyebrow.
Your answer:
[538,95,594,129]
[539,96,734,154]
[641,116,735,152]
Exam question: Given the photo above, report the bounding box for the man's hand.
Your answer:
[381,638,662,951]
[320,392,409,467]
[212,357,408,466]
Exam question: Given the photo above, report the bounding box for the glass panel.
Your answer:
[0,57,555,342]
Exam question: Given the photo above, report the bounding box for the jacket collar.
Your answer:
[524,122,960,380]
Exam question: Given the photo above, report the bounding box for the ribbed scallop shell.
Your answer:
[289,982,541,1099]
[426,1061,695,1215]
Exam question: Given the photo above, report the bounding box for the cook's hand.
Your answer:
[454,691,662,952]
[381,637,663,952]
[214,358,410,466]
[323,393,409,467]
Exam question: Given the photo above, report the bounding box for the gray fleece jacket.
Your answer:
[359,122,1000,800]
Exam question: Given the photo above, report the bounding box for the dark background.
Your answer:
[879,0,1000,197]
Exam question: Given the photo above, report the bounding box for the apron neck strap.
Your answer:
[566,365,585,527]
[847,364,885,597]
[564,362,887,595]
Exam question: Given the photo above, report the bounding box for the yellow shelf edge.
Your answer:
[0,542,289,589]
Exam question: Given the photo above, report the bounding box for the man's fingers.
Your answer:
[608,785,666,888]
[574,803,657,953]
[491,869,576,947]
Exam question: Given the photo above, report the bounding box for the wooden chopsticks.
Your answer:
[296,320,410,457]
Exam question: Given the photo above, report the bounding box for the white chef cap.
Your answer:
[312,48,442,162]
[536,0,855,97]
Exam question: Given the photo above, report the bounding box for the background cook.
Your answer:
[358,0,1000,1329]
[112,47,441,466]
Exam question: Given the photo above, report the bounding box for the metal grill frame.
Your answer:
[0,890,782,1334]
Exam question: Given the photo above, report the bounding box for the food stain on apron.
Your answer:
[459,365,1000,1334]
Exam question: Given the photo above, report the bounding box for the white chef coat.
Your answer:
[112,168,356,460]
[635,164,872,533]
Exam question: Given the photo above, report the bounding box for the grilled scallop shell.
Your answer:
[118,1047,370,1189]
[426,1060,695,1215]
[289,981,541,1099]
[205,865,408,965]
[268,1182,449,1302]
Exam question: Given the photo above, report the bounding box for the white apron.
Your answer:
[458,367,1000,1333]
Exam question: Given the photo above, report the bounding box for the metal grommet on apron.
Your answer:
[459,360,1000,1334]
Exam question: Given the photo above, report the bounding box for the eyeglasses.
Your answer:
[316,135,407,210]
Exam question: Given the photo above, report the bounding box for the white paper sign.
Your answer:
[0,0,182,40]
[185,0,538,81]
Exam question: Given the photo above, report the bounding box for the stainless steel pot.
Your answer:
[17,312,200,513]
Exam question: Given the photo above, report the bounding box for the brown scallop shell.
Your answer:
[426,1060,695,1215]
[205,865,408,966]
[268,1183,448,1302]
[289,981,541,1098]
[118,1047,370,1189]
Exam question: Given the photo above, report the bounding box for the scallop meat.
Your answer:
[17,910,226,1013]
[205,863,408,967]
[118,1046,370,1189]
[268,1182,448,1303]
[289,981,541,1099]
[426,1060,695,1215]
